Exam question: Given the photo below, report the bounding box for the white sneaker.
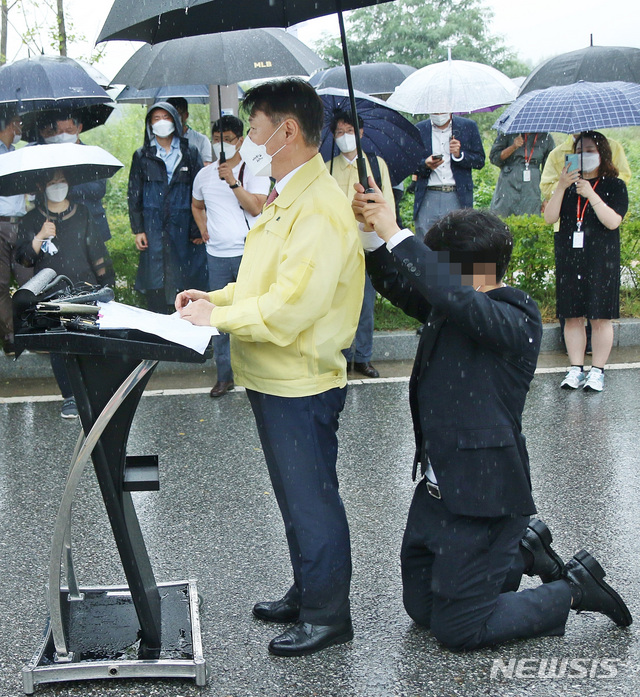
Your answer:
[560,366,586,390]
[584,369,604,392]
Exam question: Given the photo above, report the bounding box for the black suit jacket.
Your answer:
[367,236,542,518]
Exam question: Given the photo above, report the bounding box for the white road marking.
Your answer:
[1,364,638,404]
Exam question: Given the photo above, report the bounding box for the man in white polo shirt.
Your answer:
[191,115,270,397]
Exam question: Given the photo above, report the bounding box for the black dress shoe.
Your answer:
[209,380,234,398]
[521,518,564,583]
[252,596,300,623]
[268,619,353,657]
[564,550,632,627]
[353,361,379,378]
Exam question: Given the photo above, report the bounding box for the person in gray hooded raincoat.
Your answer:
[128,101,207,313]
[489,132,555,218]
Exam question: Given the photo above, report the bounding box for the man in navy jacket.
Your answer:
[128,101,207,313]
[352,179,632,650]
[413,113,485,238]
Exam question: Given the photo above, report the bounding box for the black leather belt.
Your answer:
[0,216,21,223]
[427,185,457,193]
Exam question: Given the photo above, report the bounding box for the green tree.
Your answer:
[315,0,529,77]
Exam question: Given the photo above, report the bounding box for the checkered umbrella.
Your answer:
[493,80,640,134]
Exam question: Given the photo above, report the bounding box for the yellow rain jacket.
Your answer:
[209,153,365,397]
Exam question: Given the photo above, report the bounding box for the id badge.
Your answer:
[572,231,584,249]
[522,169,531,182]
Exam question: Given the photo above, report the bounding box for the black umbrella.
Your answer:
[21,103,115,143]
[519,44,640,96]
[112,30,326,89]
[112,29,326,163]
[317,88,423,186]
[0,55,113,111]
[97,0,394,44]
[115,84,212,105]
[97,0,396,187]
[310,62,416,97]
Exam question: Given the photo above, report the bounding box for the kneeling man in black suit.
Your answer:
[352,179,632,650]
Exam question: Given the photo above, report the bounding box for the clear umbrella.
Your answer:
[387,50,518,115]
[0,143,123,196]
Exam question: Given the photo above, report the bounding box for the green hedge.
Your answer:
[95,108,639,324]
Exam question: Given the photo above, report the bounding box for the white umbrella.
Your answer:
[388,52,518,115]
[0,143,123,196]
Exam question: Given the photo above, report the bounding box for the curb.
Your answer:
[3,319,640,381]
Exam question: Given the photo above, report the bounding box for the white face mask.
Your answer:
[579,151,600,173]
[212,141,237,160]
[430,113,451,127]
[151,119,175,138]
[335,133,357,154]
[239,122,286,178]
[46,182,69,203]
[44,132,78,145]
[12,132,22,145]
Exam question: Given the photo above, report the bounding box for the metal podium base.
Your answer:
[23,580,206,694]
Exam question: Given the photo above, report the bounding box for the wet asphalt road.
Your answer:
[1,366,639,697]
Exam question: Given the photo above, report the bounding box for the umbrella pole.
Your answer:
[335,0,371,191]
[217,84,226,164]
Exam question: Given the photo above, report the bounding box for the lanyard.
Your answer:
[576,178,600,231]
[523,134,538,169]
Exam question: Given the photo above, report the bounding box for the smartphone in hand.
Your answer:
[565,153,580,173]
[432,154,443,161]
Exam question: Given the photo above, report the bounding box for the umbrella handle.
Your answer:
[335,0,370,190]
[217,84,226,165]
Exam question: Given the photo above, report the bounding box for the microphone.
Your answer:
[59,286,115,305]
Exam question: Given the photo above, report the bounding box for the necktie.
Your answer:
[265,187,279,207]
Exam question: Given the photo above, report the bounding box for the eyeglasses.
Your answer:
[213,134,239,144]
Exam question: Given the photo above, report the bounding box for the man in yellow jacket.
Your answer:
[177,78,364,657]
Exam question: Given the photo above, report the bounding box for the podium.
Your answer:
[16,327,212,693]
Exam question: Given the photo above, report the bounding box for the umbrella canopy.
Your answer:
[388,57,518,114]
[317,87,423,186]
[0,55,113,111]
[309,62,416,97]
[112,29,326,89]
[0,143,123,196]
[21,103,116,142]
[493,80,640,134]
[519,45,640,97]
[97,0,396,187]
[115,84,211,105]
[76,60,112,89]
[97,0,394,44]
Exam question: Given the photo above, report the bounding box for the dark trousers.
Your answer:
[50,353,73,399]
[401,478,572,650]
[247,387,351,625]
[207,254,242,382]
